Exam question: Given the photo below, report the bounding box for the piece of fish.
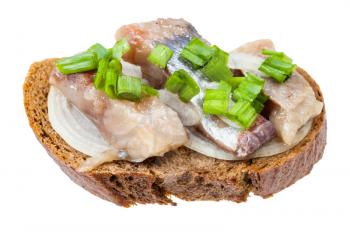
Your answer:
[116,18,202,88]
[230,39,324,144]
[49,68,188,161]
[230,40,312,110]
[234,39,275,56]
[237,115,277,156]
[116,18,275,156]
[270,92,323,144]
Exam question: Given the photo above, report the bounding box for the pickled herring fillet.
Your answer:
[49,68,188,161]
[116,18,275,157]
[231,39,323,144]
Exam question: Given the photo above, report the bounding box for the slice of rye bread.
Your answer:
[23,59,327,207]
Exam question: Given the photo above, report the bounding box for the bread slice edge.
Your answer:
[23,59,327,206]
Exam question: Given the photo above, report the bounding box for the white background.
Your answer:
[1,0,349,231]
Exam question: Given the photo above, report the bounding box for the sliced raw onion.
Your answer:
[251,120,312,157]
[48,86,116,157]
[185,120,312,160]
[47,60,141,158]
[48,86,146,171]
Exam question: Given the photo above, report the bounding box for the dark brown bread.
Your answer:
[23,59,327,206]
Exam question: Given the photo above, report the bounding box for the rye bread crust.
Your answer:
[23,59,327,206]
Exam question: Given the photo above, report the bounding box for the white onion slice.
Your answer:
[158,89,201,126]
[48,86,116,157]
[185,120,312,160]
[251,120,312,157]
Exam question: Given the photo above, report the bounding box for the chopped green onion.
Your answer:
[227,100,257,128]
[165,72,186,93]
[202,61,233,82]
[87,43,109,60]
[112,38,130,60]
[117,76,142,101]
[211,46,229,64]
[204,89,229,101]
[251,100,265,113]
[230,73,268,114]
[246,72,264,85]
[264,57,296,73]
[56,51,99,75]
[256,92,268,103]
[240,106,257,128]
[261,49,285,57]
[200,73,263,127]
[203,81,231,115]
[56,57,98,75]
[279,55,293,63]
[180,48,205,69]
[165,69,200,102]
[262,49,293,63]
[233,80,263,102]
[219,80,232,93]
[56,52,96,67]
[259,49,295,83]
[104,69,118,99]
[177,70,200,102]
[142,84,159,96]
[109,59,122,74]
[227,77,244,89]
[259,64,287,83]
[203,99,229,115]
[180,37,214,68]
[179,85,199,102]
[179,70,200,92]
[94,58,109,90]
[147,44,174,69]
[252,92,269,113]
[185,38,214,61]
[202,46,232,82]
[229,99,250,116]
